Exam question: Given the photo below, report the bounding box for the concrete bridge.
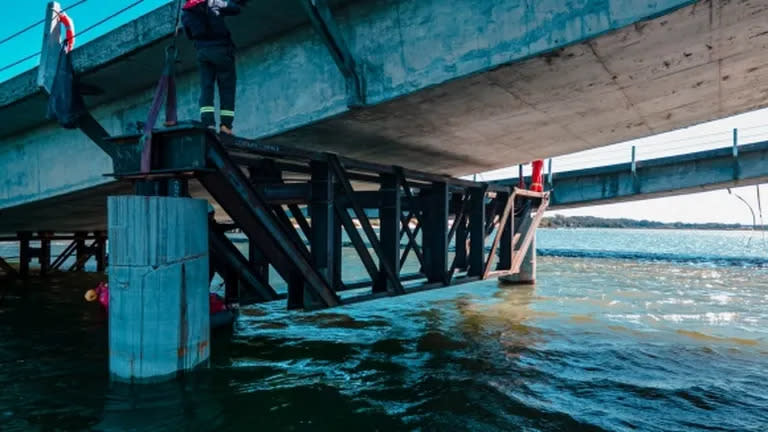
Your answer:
[3,0,768,383]
[495,139,768,209]
[3,0,768,234]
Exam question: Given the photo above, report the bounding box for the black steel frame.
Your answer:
[107,126,548,310]
[0,231,108,277]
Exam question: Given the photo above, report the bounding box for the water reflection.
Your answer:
[96,378,223,432]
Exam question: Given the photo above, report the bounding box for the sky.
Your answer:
[1,0,766,226]
[470,108,768,226]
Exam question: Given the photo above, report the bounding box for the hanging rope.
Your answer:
[139,0,185,173]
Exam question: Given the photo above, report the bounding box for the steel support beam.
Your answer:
[377,173,401,293]
[496,192,513,271]
[454,200,469,271]
[51,240,77,271]
[310,161,338,306]
[209,224,278,304]
[94,231,107,272]
[422,182,448,284]
[328,154,405,295]
[100,127,542,311]
[468,186,487,277]
[74,232,87,271]
[203,138,339,309]
[0,256,17,277]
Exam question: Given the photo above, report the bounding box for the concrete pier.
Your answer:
[107,196,210,382]
[501,235,536,285]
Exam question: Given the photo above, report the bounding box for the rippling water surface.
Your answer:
[1,229,767,431]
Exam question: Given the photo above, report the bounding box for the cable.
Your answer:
[0,20,45,48]
[0,0,90,48]
[64,0,146,42]
[0,52,41,74]
[0,0,147,75]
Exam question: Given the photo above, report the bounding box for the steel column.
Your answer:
[377,173,401,293]
[468,186,487,277]
[310,161,338,306]
[94,231,107,272]
[74,232,87,271]
[328,154,405,295]
[18,232,31,278]
[422,182,449,284]
[203,138,339,308]
[454,202,469,271]
[497,192,513,271]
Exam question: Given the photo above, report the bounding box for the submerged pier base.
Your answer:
[107,196,210,382]
[500,235,537,285]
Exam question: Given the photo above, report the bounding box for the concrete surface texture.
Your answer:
[3,0,768,234]
[108,196,210,381]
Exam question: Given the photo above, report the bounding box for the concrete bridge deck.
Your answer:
[495,140,768,209]
[3,0,768,234]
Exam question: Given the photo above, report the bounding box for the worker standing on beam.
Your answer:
[182,0,244,135]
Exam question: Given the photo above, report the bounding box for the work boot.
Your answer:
[220,125,233,135]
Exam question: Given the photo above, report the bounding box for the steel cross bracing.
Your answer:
[106,125,548,310]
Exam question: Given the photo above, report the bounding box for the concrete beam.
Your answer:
[496,141,768,209]
[9,0,768,225]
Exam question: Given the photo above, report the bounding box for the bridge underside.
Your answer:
[2,0,768,234]
[262,0,768,172]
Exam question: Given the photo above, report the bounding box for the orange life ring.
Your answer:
[58,12,76,53]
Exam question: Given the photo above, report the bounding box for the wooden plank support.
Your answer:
[511,194,550,273]
[483,194,514,279]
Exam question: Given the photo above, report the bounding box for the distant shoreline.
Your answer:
[542,215,766,231]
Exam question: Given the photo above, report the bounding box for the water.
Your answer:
[1,229,767,431]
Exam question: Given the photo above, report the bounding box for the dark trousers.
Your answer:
[197,45,236,128]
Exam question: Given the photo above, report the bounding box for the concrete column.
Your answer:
[107,196,210,382]
[502,235,536,285]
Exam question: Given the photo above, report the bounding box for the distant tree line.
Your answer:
[540,214,765,230]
